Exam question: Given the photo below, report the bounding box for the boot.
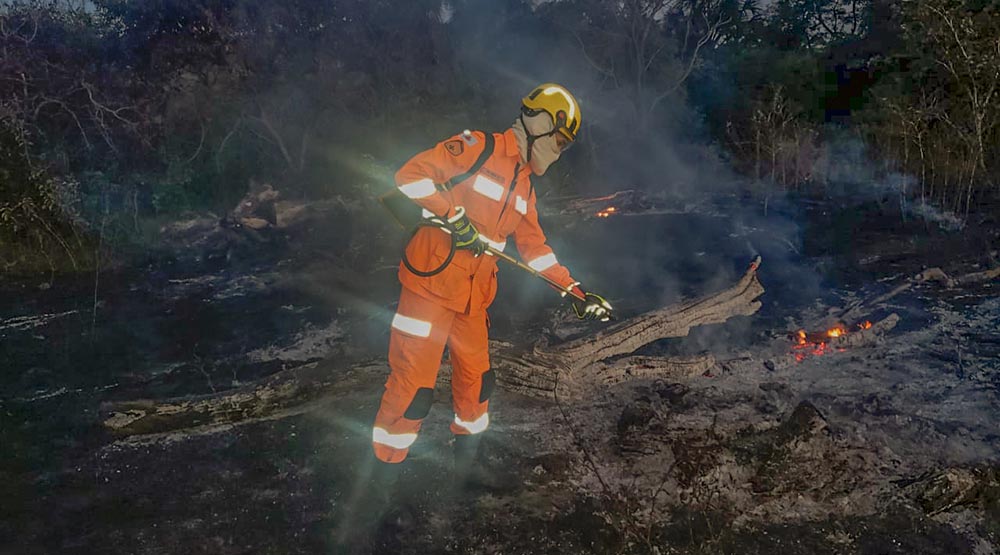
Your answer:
[453,433,482,470]
[333,458,403,549]
[367,459,402,506]
[350,459,402,526]
[452,434,480,493]
[452,434,513,494]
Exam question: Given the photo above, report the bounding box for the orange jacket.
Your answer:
[394,129,578,314]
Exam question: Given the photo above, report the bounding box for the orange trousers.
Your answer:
[372,286,494,463]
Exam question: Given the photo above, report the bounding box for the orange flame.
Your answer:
[859,321,872,330]
[816,322,847,338]
[791,322,856,362]
[595,206,617,218]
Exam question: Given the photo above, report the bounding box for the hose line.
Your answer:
[400,220,457,277]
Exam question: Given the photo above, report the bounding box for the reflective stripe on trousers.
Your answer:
[453,412,489,434]
[372,427,418,449]
[372,287,491,463]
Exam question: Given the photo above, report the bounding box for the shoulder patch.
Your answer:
[444,140,464,156]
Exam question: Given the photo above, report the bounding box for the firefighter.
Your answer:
[371,83,613,482]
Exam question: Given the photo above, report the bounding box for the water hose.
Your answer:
[400,219,456,277]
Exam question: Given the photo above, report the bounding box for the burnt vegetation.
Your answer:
[2,1,1000,555]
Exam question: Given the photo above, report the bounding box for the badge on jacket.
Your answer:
[461,129,479,146]
[445,140,464,156]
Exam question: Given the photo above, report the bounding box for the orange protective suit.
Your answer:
[372,129,580,463]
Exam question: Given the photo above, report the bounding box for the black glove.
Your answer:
[447,206,486,257]
[573,290,614,322]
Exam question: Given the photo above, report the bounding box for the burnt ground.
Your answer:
[1,192,999,554]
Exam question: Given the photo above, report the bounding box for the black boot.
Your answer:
[368,459,402,505]
[452,434,480,494]
[333,458,403,550]
[452,434,514,494]
[453,433,482,470]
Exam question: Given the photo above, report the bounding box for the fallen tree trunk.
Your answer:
[495,257,764,399]
[102,361,382,438]
[101,258,764,437]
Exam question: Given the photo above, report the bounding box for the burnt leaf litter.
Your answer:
[2,193,998,554]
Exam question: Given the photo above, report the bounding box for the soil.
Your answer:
[2,192,998,554]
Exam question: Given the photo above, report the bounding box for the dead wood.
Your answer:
[955,266,1000,286]
[595,355,717,385]
[559,190,642,214]
[720,313,900,374]
[839,265,999,322]
[101,258,764,437]
[101,360,378,438]
[833,313,901,348]
[495,257,764,399]
[905,465,1000,516]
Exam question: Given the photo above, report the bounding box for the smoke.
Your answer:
[813,133,967,231]
[429,1,826,342]
[348,2,965,339]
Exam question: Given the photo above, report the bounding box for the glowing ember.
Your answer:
[789,321,869,362]
[826,325,846,338]
[595,206,617,218]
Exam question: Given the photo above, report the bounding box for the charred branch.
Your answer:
[496,257,764,399]
[839,266,999,322]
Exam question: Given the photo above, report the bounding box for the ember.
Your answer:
[789,322,867,362]
[595,206,617,218]
[826,324,846,338]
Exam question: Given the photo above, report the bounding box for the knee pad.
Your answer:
[479,369,496,403]
[403,387,435,419]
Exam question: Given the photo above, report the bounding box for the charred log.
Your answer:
[102,360,379,438]
[834,313,900,348]
[495,257,764,399]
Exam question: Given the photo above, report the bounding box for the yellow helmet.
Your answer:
[521,83,581,142]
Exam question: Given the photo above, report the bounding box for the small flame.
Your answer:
[595,206,617,218]
[859,321,872,330]
[791,322,856,362]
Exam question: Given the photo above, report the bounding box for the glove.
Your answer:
[447,206,486,257]
[572,290,614,322]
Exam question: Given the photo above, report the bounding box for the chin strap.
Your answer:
[519,112,536,163]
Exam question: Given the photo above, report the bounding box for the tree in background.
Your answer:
[3,0,999,276]
[0,2,147,274]
[550,0,747,131]
[884,0,1000,214]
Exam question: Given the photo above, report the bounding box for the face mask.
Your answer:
[512,112,563,176]
[528,133,561,176]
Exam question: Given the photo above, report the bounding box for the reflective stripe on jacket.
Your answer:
[395,128,576,313]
